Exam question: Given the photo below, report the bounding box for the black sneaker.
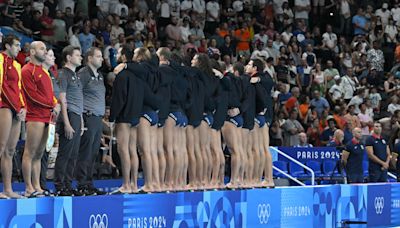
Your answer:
[88,187,107,196]
[71,189,85,196]
[56,189,73,197]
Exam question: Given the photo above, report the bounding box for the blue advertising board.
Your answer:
[0,183,398,227]
[278,147,341,162]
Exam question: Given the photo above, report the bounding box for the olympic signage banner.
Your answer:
[0,183,398,227]
[278,147,341,162]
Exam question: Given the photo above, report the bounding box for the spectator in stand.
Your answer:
[326,129,344,147]
[235,21,251,57]
[348,88,365,114]
[328,75,344,105]
[205,0,220,36]
[297,58,312,93]
[310,90,329,117]
[69,26,81,50]
[295,132,313,147]
[110,15,124,43]
[367,41,385,78]
[343,120,353,144]
[340,67,358,102]
[375,3,391,27]
[282,109,304,146]
[165,16,182,44]
[79,25,96,55]
[321,116,337,145]
[40,6,55,43]
[294,0,311,26]
[352,8,369,36]
[358,102,373,143]
[366,122,391,182]
[284,87,300,117]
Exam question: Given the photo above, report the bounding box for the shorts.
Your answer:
[131,117,140,127]
[203,113,214,127]
[141,111,159,126]
[169,111,188,127]
[0,103,17,119]
[228,115,243,128]
[255,115,266,128]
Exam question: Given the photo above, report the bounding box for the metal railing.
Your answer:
[270,147,315,186]
[388,172,398,180]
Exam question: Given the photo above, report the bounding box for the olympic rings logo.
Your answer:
[257,203,271,224]
[89,214,108,228]
[374,197,385,214]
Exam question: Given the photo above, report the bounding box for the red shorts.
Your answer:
[26,106,52,123]
[0,99,18,118]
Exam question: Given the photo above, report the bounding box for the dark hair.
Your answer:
[120,45,133,61]
[170,53,184,66]
[193,53,213,76]
[210,59,222,72]
[85,47,101,63]
[62,45,81,64]
[233,62,244,75]
[266,57,274,63]
[251,58,265,72]
[2,34,20,50]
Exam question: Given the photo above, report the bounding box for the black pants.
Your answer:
[54,112,82,191]
[369,168,388,183]
[75,115,103,189]
[40,151,49,189]
[347,172,364,184]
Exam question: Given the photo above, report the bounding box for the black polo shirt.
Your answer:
[345,139,365,174]
[366,134,388,170]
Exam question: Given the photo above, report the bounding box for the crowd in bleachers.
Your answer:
[2,0,400,147]
[0,0,400,196]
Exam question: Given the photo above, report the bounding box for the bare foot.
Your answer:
[4,191,24,199]
[0,192,10,199]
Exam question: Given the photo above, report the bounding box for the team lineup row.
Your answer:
[0,33,274,198]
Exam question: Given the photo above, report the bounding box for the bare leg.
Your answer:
[198,122,211,188]
[150,125,161,191]
[22,121,46,196]
[210,129,222,188]
[241,129,250,187]
[128,126,139,193]
[186,126,197,189]
[172,124,182,190]
[164,118,175,190]
[137,118,153,192]
[179,126,188,190]
[115,123,133,193]
[32,125,49,192]
[257,126,265,187]
[157,127,166,191]
[193,126,203,189]
[1,110,20,198]
[262,126,274,187]
[0,108,12,198]
[222,122,241,188]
